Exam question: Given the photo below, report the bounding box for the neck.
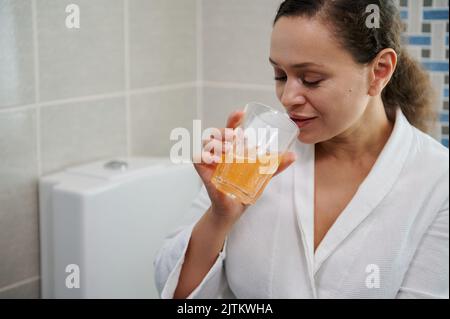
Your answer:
[316,98,394,163]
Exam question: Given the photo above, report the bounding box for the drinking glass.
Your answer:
[211,102,299,204]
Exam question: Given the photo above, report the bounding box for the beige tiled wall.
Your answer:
[0,1,35,108]
[40,97,127,174]
[0,109,39,296]
[130,86,197,156]
[0,0,198,298]
[37,0,126,101]
[201,0,283,128]
[0,0,283,298]
[129,0,197,88]
[0,0,294,299]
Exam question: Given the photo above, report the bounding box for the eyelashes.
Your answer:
[303,80,322,87]
[273,75,322,87]
[274,76,287,81]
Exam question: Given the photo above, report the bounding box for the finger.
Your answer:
[203,138,230,155]
[202,129,226,145]
[226,110,245,129]
[202,137,230,152]
[203,127,225,142]
[273,152,297,176]
[195,151,221,165]
[192,149,220,164]
[202,136,219,148]
[202,127,234,144]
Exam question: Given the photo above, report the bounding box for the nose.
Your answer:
[280,79,307,110]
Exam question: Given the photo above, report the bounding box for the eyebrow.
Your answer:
[269,57,324,69]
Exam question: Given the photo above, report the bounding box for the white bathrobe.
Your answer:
[154,107,449,299]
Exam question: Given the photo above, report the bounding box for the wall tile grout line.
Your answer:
[31,0,40,104]
[196,0,203,123]
[31,0,41,177]
[202,81,275,91]
[0,104,37,114]
[0,81,275,115]
[0,276,40,294]
[37,91,127,108]
[128,82,198,95]
[124,0,131,157]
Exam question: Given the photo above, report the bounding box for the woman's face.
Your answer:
[270,16,372,144]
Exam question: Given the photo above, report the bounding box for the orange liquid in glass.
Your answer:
[211,152,281,204]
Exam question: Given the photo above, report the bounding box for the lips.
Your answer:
[289,115,317,128]
[289,114,317,121]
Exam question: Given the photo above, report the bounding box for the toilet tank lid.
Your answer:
[63,157,181,181]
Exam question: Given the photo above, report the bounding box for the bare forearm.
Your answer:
[173,207,235,299]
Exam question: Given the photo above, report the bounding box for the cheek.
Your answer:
[303,88,337,118]
[318,80,367,120]
[307,84,367,139]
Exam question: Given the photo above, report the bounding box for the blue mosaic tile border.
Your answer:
[399,0,449,148]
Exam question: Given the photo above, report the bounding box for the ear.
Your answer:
[368,48,397,97]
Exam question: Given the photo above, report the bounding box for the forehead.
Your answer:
[270,16,349,68]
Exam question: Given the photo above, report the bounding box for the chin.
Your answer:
[297,133,319,145]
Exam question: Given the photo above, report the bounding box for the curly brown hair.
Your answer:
[274,0,438,133]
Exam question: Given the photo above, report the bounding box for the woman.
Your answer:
[154,0,449,299]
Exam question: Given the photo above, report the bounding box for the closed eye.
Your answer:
[274,75,287,82]
[274,76,322,87]
[302,79,322,87]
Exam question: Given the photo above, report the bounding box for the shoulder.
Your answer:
[412,127,448,158]
[404,127,449,205]
[408,127,449,172]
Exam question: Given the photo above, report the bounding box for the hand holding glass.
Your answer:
[211,102,299,205]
